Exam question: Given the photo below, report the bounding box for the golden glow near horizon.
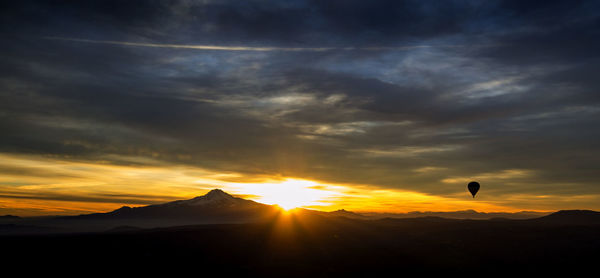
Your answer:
[0,153,596,216]
[225,179,344,210]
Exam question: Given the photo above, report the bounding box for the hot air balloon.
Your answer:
[468,181,480,198]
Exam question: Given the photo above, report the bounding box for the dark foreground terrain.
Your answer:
[2,210,600,277]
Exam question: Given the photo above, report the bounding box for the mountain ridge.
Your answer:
[2,190,600,235]
[63,189,276,221]
[532,209,600,225]
[4,190,597,221]
[361,209,551,220]
[56,190,600,228]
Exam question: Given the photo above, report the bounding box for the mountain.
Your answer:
[532,210,600,225]
[165,188,247,206]
[4,190,599,235]
[19,189,283,232]
[313,209,368,219]
[65,189,280,222]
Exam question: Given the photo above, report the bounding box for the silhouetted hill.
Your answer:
[533,210,600,225]
[312,209,368,219]
[0,215,20,219]
[362,209,549,219]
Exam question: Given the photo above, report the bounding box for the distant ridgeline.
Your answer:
[0,190,598,235]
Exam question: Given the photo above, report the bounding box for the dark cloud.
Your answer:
[1,0,599,201]
[0,192,172,206]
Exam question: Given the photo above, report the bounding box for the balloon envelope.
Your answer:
[468,181,480,198]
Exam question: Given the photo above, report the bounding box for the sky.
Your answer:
[1,0,599,216]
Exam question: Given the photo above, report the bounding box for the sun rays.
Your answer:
[227,179,343,210]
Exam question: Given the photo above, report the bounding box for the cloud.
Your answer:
[44,37,455,52]
[1,0,600,214]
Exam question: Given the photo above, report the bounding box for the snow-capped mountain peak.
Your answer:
[176,189,241,206]
[204,189,235,200]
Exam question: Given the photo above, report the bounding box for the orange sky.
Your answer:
[2,0,600,218]
[3,153,597,216]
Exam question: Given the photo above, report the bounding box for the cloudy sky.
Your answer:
[1,0,599,215]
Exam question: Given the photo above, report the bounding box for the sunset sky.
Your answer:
[1,0,599,216]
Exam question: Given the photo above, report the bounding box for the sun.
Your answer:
[231,179,339,210]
